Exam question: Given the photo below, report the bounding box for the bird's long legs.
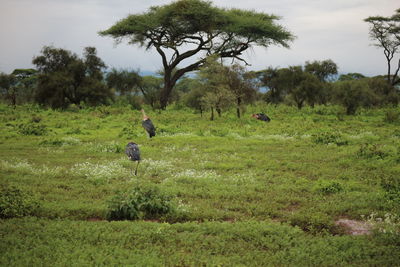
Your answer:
[134,161,140,176]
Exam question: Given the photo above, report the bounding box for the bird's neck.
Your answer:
[141,109,148,120]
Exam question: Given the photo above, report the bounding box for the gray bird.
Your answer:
[125,142,141,176]
[141,109,156,138]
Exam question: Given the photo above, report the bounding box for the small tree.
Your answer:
[138,76,163,109]
[33,46,112,108]
[106,68,141,96]
[299,72,322,108]
[333,80,376,115]
[0,73,17,107]
[305,59,338,82]
[259,67,287,104]
[0,69,38,107]
[197,56,234,120]
[183,85,205,115]
[100,0,294,109]
[365,9,400,86]
[12,69,38,104]
[226,64,258,118]
[339,73,366,81]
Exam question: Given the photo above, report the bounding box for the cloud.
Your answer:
[0,0,399,76]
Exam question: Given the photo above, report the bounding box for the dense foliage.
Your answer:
[32,46,112,109]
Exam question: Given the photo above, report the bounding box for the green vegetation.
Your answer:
[0,103,399,265]
[0,2,399,265]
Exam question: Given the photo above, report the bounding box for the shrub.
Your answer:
[88,142,123,153]
[384,110,399,123]
[314,180,344,195]
[0,185,41,218]
[18,122,47,135]
[311,131,348,146]
[118,125,141,138]
[31,115,42,123]
[66,127,84,135]
[336,110,345,121]
[289,212,338,234]
[381,176,400,206]
[357,144,388,159]
[107,186,176,221]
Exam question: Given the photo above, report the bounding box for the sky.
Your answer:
[0,0,398,76]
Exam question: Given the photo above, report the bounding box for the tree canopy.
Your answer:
[100,0,294,109]
[365,8,400,86]
[33,46,112,109]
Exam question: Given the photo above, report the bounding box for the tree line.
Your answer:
[1,0,399,116]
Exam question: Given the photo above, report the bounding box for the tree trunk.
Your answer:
[10,88,17,108]
[210,107,214,121]
[216,105,222,117]
[236,97,241,118]
[296,101,303,109]
[160,83,172,110]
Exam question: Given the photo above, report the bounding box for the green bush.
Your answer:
[314,180,344,195]
[17,122,47,136]
[31,115,42,123]
[381,176,400,205]
[0,185,41,218]
[118,125,140,138]
[289,212,338,234]
[107,186,176,221]
[357,144,388,159]
[384,110,399,123]
[311,132,348,146]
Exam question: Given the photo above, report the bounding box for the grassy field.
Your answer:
[1,103,399,266]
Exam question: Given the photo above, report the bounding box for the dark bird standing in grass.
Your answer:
[141,109,156,138]
[125,142,141,176]
[252,113,271,122]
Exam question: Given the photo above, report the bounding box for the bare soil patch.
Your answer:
[335,219,372,235]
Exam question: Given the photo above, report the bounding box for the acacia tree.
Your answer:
[100,0,294,109]
[365,8,400,86]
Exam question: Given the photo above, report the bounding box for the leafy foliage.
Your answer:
[357,143,389,159]
[311,131,348,146]
[106,68,141,96]
[18,122,47,136]
[381,176,400,206]
[107,186,176,221]
[0,185,41,218]
[314,180,344,195]
[33,46,112,109]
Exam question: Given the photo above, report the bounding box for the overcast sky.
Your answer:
[0,0,398,76]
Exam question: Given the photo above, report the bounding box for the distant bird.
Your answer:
[125,142,141,176]
[252,113,271,122]
[141,109,156,138]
